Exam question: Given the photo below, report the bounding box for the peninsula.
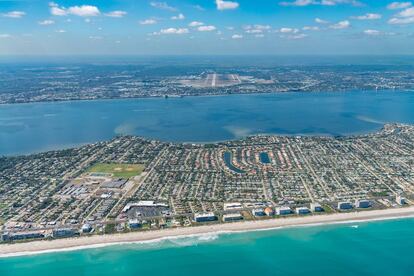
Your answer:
[1,124,413,253]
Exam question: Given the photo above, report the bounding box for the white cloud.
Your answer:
[158,28,189,34]
[315,18,329,24]
[55,29,66,33]
[248,24,271,30]
[232,34,243,39]
[329,20,351,29]
[351,13,382,20]
[280,0,315,6]
[189,21,204,27]
[49,2,67,16]
[244,25,271,34]
[216,0,239,10]
[171,13,185,20]
[192,5,205,11]
[280,33,308,39]
[105,11,127,18]
[280,0,362,6]
[38,19,55,25]
[246,29,263,33]
[398,7,414,17]
[302,26,319,31]
[89,36,103,40]
[197,25,216,31]
[388,6,414,24]
[2,11,26,18]
[0,34,11,38]
[363,29,380,35]
[255,34,265,38]
[150,2,177,12]
[388,16,414,24]
[49,3,100,17]
[140,19,158,25]
[67,5,100,17]
[290,33,308,39]
[321,0,363,5]
[387,2,412,10]
[279,27,299,33]
[363,29,395,36]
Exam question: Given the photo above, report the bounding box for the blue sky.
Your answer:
[0,0,413,55]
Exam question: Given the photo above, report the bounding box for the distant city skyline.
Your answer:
[0,0,414,55]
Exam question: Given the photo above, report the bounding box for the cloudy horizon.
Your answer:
[0,0,414,55]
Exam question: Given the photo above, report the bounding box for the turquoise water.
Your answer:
[1,91,414,156]
[1,218,414,275]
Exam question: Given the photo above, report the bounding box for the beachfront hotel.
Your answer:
[310,203,324,212]
[396,196,407,206]
[224,203,243,211]
[1,231,45,242]
[223,213,244,222]
[128,219,142,229]
[252,209,266,217]
[355,199,371,209]
[194,212,218,223]
[295,207,311,215]
[277,207,292,215]
[337,202,353,210]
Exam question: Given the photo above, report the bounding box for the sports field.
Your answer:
[87,163,144,178]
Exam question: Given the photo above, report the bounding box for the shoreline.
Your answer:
[0,89,403,107]
[1,119,404,158]
[1,206,414,258]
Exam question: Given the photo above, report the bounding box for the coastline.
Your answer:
[1,206,414,258]
[0,89,400,107]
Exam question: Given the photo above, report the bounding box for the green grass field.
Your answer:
[87,163,144,178]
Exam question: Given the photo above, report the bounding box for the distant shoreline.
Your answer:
[1,88,410,107]
[1,121,399,158]
[1,206,414,258]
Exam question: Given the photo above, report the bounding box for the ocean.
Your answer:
[1,218,414,275]
[1,90,414,156]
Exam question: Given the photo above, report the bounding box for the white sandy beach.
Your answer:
[1,206,414,258]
